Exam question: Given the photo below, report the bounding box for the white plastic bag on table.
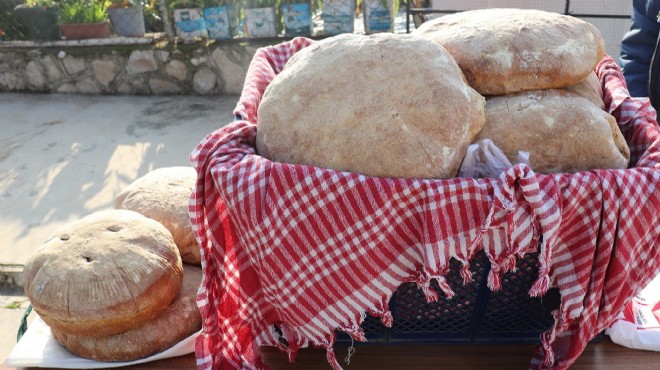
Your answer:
[458,139,531,178]
[606,273,660,351]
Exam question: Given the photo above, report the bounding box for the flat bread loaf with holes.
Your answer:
[23,209,183,337]
[413,8,605,95]
[255,33,486,179]
[51,265,202,362]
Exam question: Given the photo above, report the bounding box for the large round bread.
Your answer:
[474,89,630,174]
[255,33,486,179]
[115,167,200,266]
[23,209,183,337]
[413,8,606,95]
[51,265,202,362]
[563,72,605,110]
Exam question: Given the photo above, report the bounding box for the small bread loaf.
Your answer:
[563,72,605,110]
[413,8,605,95]
[256,33,486,179]
[115,167,200,266]
[23,210,183,337]
[474,89,629,173]
[51,265,202,362]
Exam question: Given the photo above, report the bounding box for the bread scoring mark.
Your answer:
[113,259,139,308]
[107,225,122,232]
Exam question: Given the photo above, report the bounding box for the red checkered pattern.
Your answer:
[190,37,660,370]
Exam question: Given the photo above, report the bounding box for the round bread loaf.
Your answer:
[51,265,202,362]
[256,33,486,179]
[563,72,605,110]
[23,209,183,337]
[474,89,629,174]
[115,167,200,266]
[413,8,606,95]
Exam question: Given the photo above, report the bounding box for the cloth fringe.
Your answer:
[460,262,474,284]
[324,345,343,370]
[378,310,393,327]
[436,275,455,299]
[487,263,503,291]
[343,326,367,342]
[529,269,551,298]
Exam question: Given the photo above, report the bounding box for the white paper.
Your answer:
[606,273,660,351]
[5,316,199,368]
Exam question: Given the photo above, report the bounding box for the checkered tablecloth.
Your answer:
[189,37,660,370]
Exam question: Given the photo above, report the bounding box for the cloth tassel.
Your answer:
[421,285,439,303]
[415,270,439,303]
[287,348,298,363]
[505,254,517,273]
[487,266,503,291]
[541,332,556,367]
[460,263,473,284]
[529,273,550,297]
[325,346,343,370]
[281,325,300,363]
[379,310,393,327]
[436,276,455,298]
[343,326,367,342]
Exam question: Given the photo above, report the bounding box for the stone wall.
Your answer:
[0,39,267,95]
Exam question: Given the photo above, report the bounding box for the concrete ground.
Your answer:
[0,92,238,364]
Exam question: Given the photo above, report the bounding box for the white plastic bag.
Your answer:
[458,139,531,178]
[606,273,660,351]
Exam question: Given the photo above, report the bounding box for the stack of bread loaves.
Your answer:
[22,166,202,362]
[256,10,629,177]
[414,8,630,173]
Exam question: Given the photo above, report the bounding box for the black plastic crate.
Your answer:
[389,254,488,343]
[337,249,560,345]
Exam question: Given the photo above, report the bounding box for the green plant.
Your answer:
[106,0,139,8]
[169,0,204,9]
[1,0,29,40]
[60,0,108,23]
[377,0,398,14]
[25,0,58,6]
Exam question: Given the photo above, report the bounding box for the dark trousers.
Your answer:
[650,35,660,110]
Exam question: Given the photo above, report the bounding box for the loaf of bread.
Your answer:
[563,72,605,110]
[413,8,605,95]
[256,33,486,179]
[23,210,183,337]
[51,265,202,362]
[115,167,200,266]
[474,89,629,173]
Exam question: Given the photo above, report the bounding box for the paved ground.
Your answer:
[0,92,238,364]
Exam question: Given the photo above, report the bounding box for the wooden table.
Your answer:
[4,337,660,369]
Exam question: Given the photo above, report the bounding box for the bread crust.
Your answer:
[51,265,202,362]
[115,167,200,266]
[23,209,183,337]
[414,8,606,95]
[475,89,630,173]
[256,33,486,179]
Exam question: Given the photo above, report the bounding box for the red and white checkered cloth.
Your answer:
[189,37,660,370]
